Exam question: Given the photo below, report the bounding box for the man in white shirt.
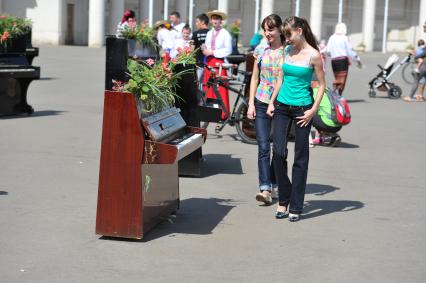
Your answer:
[169,11,186,39]
[202,10,232,120]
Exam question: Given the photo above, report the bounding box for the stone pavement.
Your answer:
[0,47,425,282]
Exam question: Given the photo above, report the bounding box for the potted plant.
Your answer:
[0,15,32,53]
[121,21,157,58]
[118,58,191,116]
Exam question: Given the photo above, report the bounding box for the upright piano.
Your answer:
[0,53,40,115]
[96,91,207,239]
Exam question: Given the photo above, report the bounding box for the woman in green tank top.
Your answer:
[266,16,326,221]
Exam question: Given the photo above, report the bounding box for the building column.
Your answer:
[110,0,124,35]
[310,0,323,40]
[218,0,228,15]
[88,0,105,47]
[418,0,426,40]
[176,0,188,23]
[260,0,273,22]
[362,0,375,52]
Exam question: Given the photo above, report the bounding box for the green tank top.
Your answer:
[277,46,314,106]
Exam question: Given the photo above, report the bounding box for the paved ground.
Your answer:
[0,47,425,282]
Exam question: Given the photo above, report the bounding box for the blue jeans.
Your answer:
[272,101,312,214]
[254,99,276,191]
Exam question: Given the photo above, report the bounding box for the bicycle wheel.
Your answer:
[401,62,416,85]
[235,101,257,144]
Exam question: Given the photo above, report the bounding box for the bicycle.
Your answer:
[197,63,257,144]
[401,55,417,85]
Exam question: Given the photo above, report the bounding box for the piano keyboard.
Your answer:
[174,133,203,161]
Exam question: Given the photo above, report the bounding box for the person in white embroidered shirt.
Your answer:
[169,11,186,39]
[326,22,362,95]
[171,25,192,58]
[202,10,232,120]
[154,20,175,55]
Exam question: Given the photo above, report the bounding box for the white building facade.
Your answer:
[0,0,424,52]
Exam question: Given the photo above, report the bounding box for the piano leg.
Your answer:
[14,79,34,115]
[0,78,34,115]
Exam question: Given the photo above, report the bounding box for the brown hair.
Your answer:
[283,16,318,51]
[261,14,285,44]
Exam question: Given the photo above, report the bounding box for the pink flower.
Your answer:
[145,58,155,66]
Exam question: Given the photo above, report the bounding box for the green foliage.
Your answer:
[121,23,157,49]
[0,15,32,46]
[124,59,190,114]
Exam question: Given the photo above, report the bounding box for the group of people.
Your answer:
[247,14,326,222]
[247,15,366,221]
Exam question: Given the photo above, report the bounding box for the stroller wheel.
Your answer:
[368,88,376,98]
[388,85,402,99]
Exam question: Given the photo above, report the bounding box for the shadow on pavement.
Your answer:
[200,154,243,177]
[338,142,359,148]
[0,110,66,119]
[39,77,58,81]
[306,183,340,196]
[346,99,367,103]
[142,197,237,241]
[0,191,8,196]
[302,199,364,220]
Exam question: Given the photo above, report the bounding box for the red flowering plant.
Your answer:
[0,15,32,47]
[123,57,190,114]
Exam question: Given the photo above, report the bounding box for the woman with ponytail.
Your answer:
[266,16,325,222]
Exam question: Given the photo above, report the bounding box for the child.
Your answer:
[171,24,192,58]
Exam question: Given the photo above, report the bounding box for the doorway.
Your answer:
[66,3,75,45]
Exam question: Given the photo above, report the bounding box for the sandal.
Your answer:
[255,191,272,205]
[415,95,425,102]
[402,96,413,102]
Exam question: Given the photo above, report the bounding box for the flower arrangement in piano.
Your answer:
[124,58,189,114]
[172,46,197,65]
[121,21,156,48]
[0,15,32,47]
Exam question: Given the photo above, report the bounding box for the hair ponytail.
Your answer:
[284,16,318,51]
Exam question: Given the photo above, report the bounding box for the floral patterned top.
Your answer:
[253,42,284,104]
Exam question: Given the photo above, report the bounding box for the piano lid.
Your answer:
[141,107,186,142]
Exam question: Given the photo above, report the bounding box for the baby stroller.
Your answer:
[368,53,411,99]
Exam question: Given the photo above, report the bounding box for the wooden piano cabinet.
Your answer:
[97,91,195,239]
[96,91,145,239]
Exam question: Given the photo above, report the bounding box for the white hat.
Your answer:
[207,10,227,20]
